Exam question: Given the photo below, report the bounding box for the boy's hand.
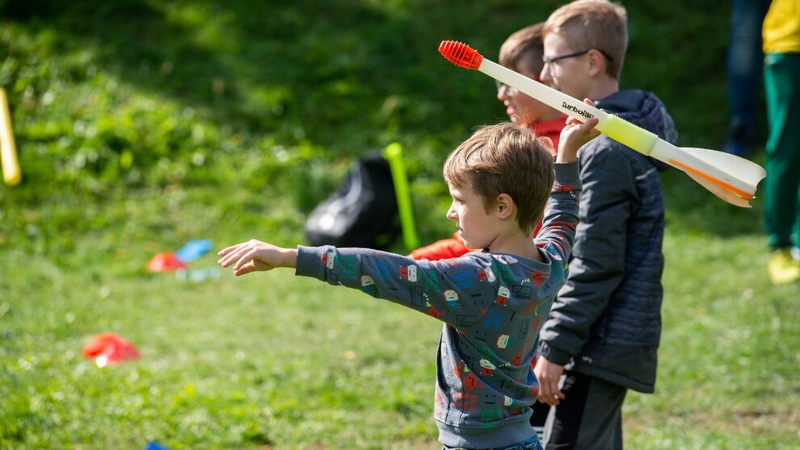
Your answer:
[217,240,298,276]
[534,356,567,406]
[556,99,601,163]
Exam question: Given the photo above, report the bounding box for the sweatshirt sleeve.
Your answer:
[536,161,582,265]
[295,245,509,325]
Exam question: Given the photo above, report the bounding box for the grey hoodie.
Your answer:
[537,89,678,393]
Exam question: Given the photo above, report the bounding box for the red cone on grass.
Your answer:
[82,333,141,367]
[146,252,188,272]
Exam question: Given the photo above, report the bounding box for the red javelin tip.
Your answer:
[438,40,483,70]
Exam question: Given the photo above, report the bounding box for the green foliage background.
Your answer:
[1,1,798,450]
[0,0,751,250]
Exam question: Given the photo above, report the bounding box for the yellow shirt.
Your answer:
[763,0,800,53]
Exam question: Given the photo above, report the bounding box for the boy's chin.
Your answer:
[459,236,482,251]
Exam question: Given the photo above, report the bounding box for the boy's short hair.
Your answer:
[543,0,628,79]
[443,122,554,233]
[498,23,545,76]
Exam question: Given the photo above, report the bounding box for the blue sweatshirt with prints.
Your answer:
[295,163,581,449]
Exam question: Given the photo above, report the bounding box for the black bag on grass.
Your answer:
[304,151,400,249]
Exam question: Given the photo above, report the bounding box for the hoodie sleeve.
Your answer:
[538,138,639,365]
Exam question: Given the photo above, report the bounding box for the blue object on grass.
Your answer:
[145,441,171,450]
[175,239,212,263]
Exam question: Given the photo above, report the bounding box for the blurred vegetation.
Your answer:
[0,0,766,253]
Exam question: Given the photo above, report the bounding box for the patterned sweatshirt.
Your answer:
[295,163,581,449]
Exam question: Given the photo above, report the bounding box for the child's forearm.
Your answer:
[281,248,298,268]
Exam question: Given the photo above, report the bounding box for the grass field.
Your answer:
[1,1,799,449]
[2,175,799,449]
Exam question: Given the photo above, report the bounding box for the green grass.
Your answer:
[1,250,442,448]
[3,179,799,449]
[1,1,799,449]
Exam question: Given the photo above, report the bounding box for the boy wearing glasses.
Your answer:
[533,1,678,449]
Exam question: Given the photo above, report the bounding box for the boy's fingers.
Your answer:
[218,243,247,263]
[218,244,254,268]
[218,243,242,256]
[233,261,256,276]
[232,250,259,271]
[218,248,241,267]
[545,387,564,405]
[581,116,599,130]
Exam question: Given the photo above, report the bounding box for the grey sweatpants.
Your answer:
[543,370,628,450]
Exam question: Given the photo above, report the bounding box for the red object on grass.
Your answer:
[147,252,188,272]
[82,333,141,367]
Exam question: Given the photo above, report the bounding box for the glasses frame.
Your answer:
[495,76,541,96]
[542,48,614,66]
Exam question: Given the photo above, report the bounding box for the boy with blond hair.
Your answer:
[219,118,599,450]
[532,1,678,448]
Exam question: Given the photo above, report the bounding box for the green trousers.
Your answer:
[763,52,800,249]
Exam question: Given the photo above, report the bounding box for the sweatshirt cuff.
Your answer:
[553,161,580,188]
[538,342,573,366]
[295,245,322,278]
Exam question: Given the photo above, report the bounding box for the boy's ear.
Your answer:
[496,193,515,219]
[587,48,606,77]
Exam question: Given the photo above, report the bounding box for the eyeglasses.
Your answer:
[496,76,541,96]
[542,48,614,66]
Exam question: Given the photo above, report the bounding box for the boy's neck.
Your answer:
[584,77,619,102]
[485,231,545,263]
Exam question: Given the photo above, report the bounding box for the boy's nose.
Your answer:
[539,65,553,84]
[496,85,512,101]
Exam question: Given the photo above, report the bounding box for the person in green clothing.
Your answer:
[762,0,800,285]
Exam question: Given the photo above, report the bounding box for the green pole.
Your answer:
[383,142,419,251]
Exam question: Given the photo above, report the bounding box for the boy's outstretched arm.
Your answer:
[556,99,600,163]
[218,240,298,276]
